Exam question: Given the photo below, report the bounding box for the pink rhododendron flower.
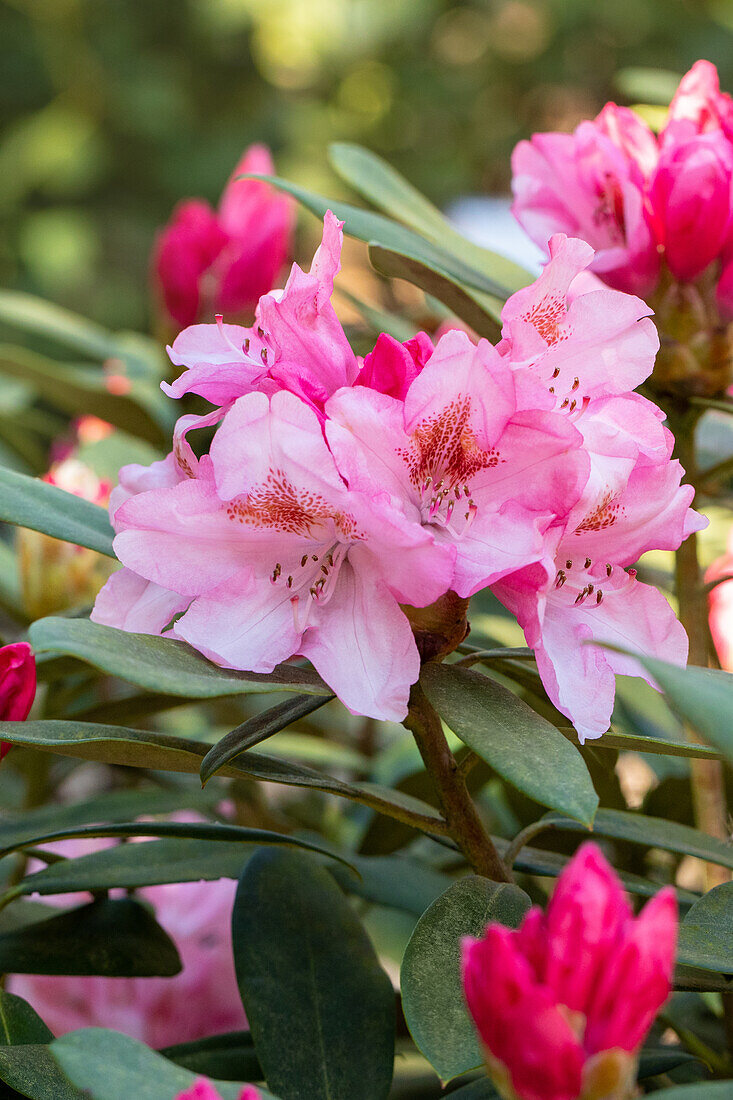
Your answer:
[154,144,294,329]
[175,1082,260,1100]
[163,212,357,417]
[462,843,677,1100]
[98,390,453,721]
[327,328,588,596]
[355,330,434,400]
[10,823,246,1048]
[511,61,733,310]
[707,524,733,671]
[0,642,36,760]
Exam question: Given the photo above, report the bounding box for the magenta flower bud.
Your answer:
[649,134,733,281]
[462,843,677,1100]
[0,642,36,762]
[664,59,733,142]
[153,144,294,330]
[356,331,434,400]
[175,1083,260,1100]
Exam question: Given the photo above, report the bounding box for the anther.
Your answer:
[256,326,265,338]
[549,386,555,394]
[566,559,573,570]
[301,554,308,567]
[569,399,577,413]
[321,565,329,575]
[555,570,566,588]
[571,377,580,391]
[560,398,569,409]
[243,338,250,354]
[260,349,268,365]
[596,590,603,604]
[312,555,318,562]
[586,583,594,594]
[464,486,471,497]
[584,557,592,569]
[574,589,587,605]
[552,367,560,379]
[606,563,612,577]
[287,576,293,588]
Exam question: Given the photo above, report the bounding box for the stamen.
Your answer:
[286,575,293,588]
[552,367,560,379]
[571,377,580,391]
[566,560,573,570]
[596,590,603,604]
[606,563,612,577]
[301,554,309,567]
[560,398,569,409]
[243,338,250,354]
[549,386,555,394]
[260,348,268,365]
[555,569,566,588]
[584,557,592,569]
[569,399,577,412]
[216,314,244,356]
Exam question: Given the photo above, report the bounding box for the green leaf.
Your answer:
[0,1044,83,1100]
[0,821,350,873]
[232,849,395,1100]
[678,883,733,973]
[50,1028,274,1100]
[445,1083,498,1099]
[29,616,331,697]
[160,1031,261,1083]
[0,719,445,839]
[638,1048,700,1078]
[640,1086,733,1100]
[0,898,181,976]
[0,990,53,1045]
[329,143,531,292]
[531,807,733,872]
[594,729,721,760]
[421,663,598,826]
[401,876,531,1083]
[0,468,114,556]
[368,245,502,337]
[625,655,733,761]
[200,693,334,784]
[331,855,453,917]
[0,345,169,446]
[0,291,123,361]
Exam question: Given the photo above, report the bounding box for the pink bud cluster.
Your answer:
[512,61,733,314]
[153,145,294,329]
[94,209,703,740]
[0,642,36,761]
[175,1081,260,1100]
[462,843,677,1100]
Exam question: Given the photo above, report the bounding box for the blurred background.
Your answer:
[3,0,733,332]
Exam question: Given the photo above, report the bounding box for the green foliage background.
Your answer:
[3,0,733,330]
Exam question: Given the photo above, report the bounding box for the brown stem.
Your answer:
[404,682,512,882]
[667,404,730,890]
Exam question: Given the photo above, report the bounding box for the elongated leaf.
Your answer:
[0,898,180,976]
[0,786,219,852]
[421,663,598,826]
[0,1044,83,1100]
[0,820,349,870]
[532,808,733,872]
[643,1086,733,1099]
[594,729,721,760]
[401,877,531,1083]
[332,855,453,917]
[447,1083,498,1099]
[0,468,114,555]
[0,720,445,838]
[329,143,532,294]
[51,1028,274,1100]
[637,1048,700,1079]
[627,655,733,761]
[161,1031,261,1083]
[0,291,121,361]
[678,883,733,973]
[247,176,509,299]
[0,345,169,445]
[200,693,333,784]
[368,245,502,336]
[0,990,53,1045]
[232,849,395,1100]
[29,616,331,697]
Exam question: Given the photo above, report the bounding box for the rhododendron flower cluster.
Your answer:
[462,843,677,1100]
[94,212,702,738]
[512,60,733,310]
[154,144,294,330]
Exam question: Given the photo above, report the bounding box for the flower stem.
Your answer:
[404,682,512,882]
[667,403,730,889]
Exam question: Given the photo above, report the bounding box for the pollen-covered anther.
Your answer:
[270,563,282,584]
[560,398,570,409]
[596,589,603,604]
[552,366,560,379]
[260,348,268,365]
[555,569,566,588]
[569,399,577,413]
[584,557,592,569]
[243,338,250,354]
[571,377,580,391]
[606,563,613,577]
[566,559,573,569]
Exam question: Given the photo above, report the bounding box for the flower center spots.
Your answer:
[553,558,637,609]
[521,293,569,345]
[226,469,360,541]
[397,396,502,534]
[574,491,623,534]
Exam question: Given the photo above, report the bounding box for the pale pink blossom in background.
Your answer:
[707,525,733,671]
[9,825,246,1048]
[462,843,677,1100]
[154,144,294,329]
[511,60,733,314]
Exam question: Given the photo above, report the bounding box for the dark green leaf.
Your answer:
[0,1045,83,1100]
[0,898,181,976]
[160,1031,261,1083]
[531,808,733,872]
[331,855,453,917]
[641,1086,733,1099]
[594,729,721,760]
[0,291,122,361]
[401,876,531,1083]
[329,143,531,293]
[200,694,333,784]
[638,1048,700,1079]
[678,883,733,974]
[0,720,445,839]
[611,652,733,762]
[445,1083,498,1099]
[368,245,502,338]
[233,849,395,1100]
[0,991,53,1045]
[51,1028,274,1100]
[0,469,114,556]
[29,616,331,697]
[421,663,598,826]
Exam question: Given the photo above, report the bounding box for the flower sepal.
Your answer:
[401,590,469,663]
